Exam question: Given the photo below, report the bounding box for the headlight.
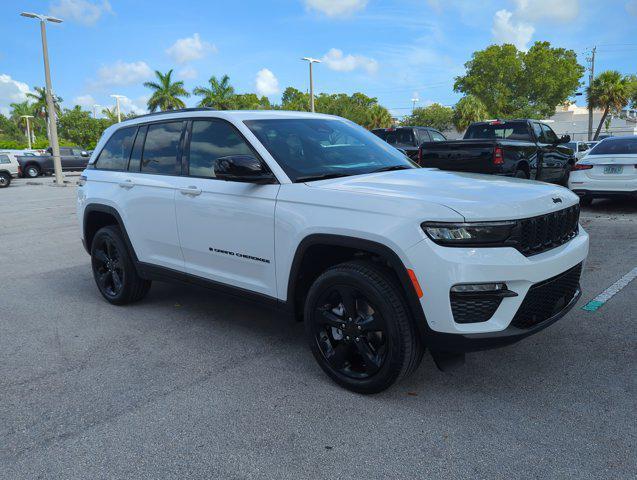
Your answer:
[421,221,516,246]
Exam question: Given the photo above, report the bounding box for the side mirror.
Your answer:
[81,151,89,157]
[558,135,571,144]
[46,147,53,155]
[213,155,276,184]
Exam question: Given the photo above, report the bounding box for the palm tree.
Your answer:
[143,69,190,112]
[9,101,35,143]
[587,71,630,140]
[453,95,489,132]
[363,104,393,129]
[26,87,62,138]
[193,75,236,109]
[101,107,119,123]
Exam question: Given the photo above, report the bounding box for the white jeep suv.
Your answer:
[77,109,589,393]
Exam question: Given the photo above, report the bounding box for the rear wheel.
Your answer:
[304,260,423,394]
[91,225,151,305]
[0,172,10,188]
[24,164,40,178]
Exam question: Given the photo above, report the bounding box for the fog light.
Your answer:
[451,282,507,293]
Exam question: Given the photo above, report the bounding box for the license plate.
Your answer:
[603,166,623,174]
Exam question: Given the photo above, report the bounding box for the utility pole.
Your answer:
[21,12,64,185]
[301,57,321,112]
[411,97,419,113]
[587,46,596,141]
[20,115,35,149]
[111,95,124,122]
[92,104,101,119]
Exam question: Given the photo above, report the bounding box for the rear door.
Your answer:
[173,118,279,297]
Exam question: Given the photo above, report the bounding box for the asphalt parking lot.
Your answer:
[1,176,636,479]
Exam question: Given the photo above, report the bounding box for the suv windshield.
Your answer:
[245,119,416,182]
[372,128,415,146]
[588,137,637,155]
[464,122,531,141]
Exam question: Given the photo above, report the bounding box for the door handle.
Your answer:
[118,179,134,189]
[179,186,202,196]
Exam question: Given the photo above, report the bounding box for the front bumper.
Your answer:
[404,226,589,348]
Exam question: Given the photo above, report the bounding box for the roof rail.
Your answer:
[130,107,217,120]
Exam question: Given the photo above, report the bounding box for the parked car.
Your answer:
[584,141,599,150]
[78,109,588,393]
[418,119,576,185]
[18,146,90,178]
[565,140,591,160]
[372,126,447,160]
[0,152,20,187]
[569,136,637,205]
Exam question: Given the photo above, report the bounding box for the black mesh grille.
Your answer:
[512,263,582,329]
[514,205,580,256]
[451,295,502,324]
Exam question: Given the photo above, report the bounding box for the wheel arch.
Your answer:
[286,234,428,339]
[83,204,139,264]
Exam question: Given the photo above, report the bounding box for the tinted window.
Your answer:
[540,124,558,144]
[373,128,415,146]
[96,127,136,170]
[532,122,543,140]
[60,147,73,156]
[578,143,588,152]
[188,120,253,178]
[566,142,576,151]
[0,154,10,164]
[141,122,184,175]
[416,129,430,143]
[429,130,446,142]
[128,126,146,172]
[589,137,637,155]
[245,119,415,182]
[465,122,531,141]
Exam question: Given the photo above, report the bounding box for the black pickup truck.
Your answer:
[418,119,575,185]
[18,146,90,178]
[372,126,447,161]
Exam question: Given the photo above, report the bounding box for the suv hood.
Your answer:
[307,169,579,221]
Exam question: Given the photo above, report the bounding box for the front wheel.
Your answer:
[0,172,11,188]
[304,260,423,394]
[91,225,151,305]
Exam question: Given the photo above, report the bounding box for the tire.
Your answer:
[0,172,10,188]
[24,164,41,178]
[304,260,423,394]
[580,196,593,207]
[90,225,151,305]
[514,169,529,179]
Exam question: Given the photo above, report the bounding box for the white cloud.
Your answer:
[73,94,96,108]
[627,0,637,16]
[91,60,153,88]
[0,74,32,116]
[513,0,579,22]
[491,9,534,50]
[321,48,378,74]
[166,33,217,65]
[49,0,113,26]
[177,66,198,80]
[305,0,368,17]
[255,68,280,96]
[118,96,148,115]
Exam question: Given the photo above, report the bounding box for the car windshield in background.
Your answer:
[464,122,531,141]
[566,142,577,151]
[588,137,637,155]
[245,119,416,182]
[372,128,415,146]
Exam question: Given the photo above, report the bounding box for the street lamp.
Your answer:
[20,115,35,149]
[92,104,101,119]
[110,94,125,122]
[301,57,321,113]
[411,97,420,113]
[21,11,64,185]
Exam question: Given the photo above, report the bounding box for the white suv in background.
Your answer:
[0,152,20,187]
[77,109,589,393]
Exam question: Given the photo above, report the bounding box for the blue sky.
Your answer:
[1,0,636,118]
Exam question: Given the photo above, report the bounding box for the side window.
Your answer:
[128,125,147,172]
[541,124,558,144]
[60,147,72,156]
[418,129,431,143]
[532,123,544,142]
[0,154,10,164]
[429,130,446,142]
[188,120,254,178]
[578,143,588,152]
[95,126,136,171]
[141,121,184,175]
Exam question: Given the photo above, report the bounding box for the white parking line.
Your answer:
[582,266,637,311]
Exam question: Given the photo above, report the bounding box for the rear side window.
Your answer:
[589,137,637,155]
[0,154,10,164]
[429,130,446,142]
[95,127,136,170]
[188,120,254,178]
[540,124,558,144]
[141,122,184,175]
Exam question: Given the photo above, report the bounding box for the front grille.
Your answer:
[451,295,502,324]
[512,205,580,256]
[511,263,582,329]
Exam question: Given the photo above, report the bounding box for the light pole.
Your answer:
[411,97,420,113]
[92,104,101,119]
[301,57,321,112]
[20,115,35,149]
[110,95,125,122]
[21,11,64,185]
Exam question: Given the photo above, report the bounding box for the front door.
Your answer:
[173,119,279,298]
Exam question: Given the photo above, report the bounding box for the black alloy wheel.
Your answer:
[93,235,125,299]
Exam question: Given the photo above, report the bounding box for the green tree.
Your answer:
[363,104,393,129]
[454,41,584,118]
[453,95,489,131]
[58,106,112,149]
[144,69,190,112]
[101,107,119,123]
[193,74,236,109]
[403,103,454,131]
[232,93,272,110]
[587,70,631,140]
[280,87,310,111]
[26,86,63,120]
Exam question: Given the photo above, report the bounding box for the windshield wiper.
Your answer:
[295,172,352,183]
[369,165,413,173]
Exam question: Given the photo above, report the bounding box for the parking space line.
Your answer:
[582,266,637,311]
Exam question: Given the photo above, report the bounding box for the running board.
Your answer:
[430,350,465,372]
